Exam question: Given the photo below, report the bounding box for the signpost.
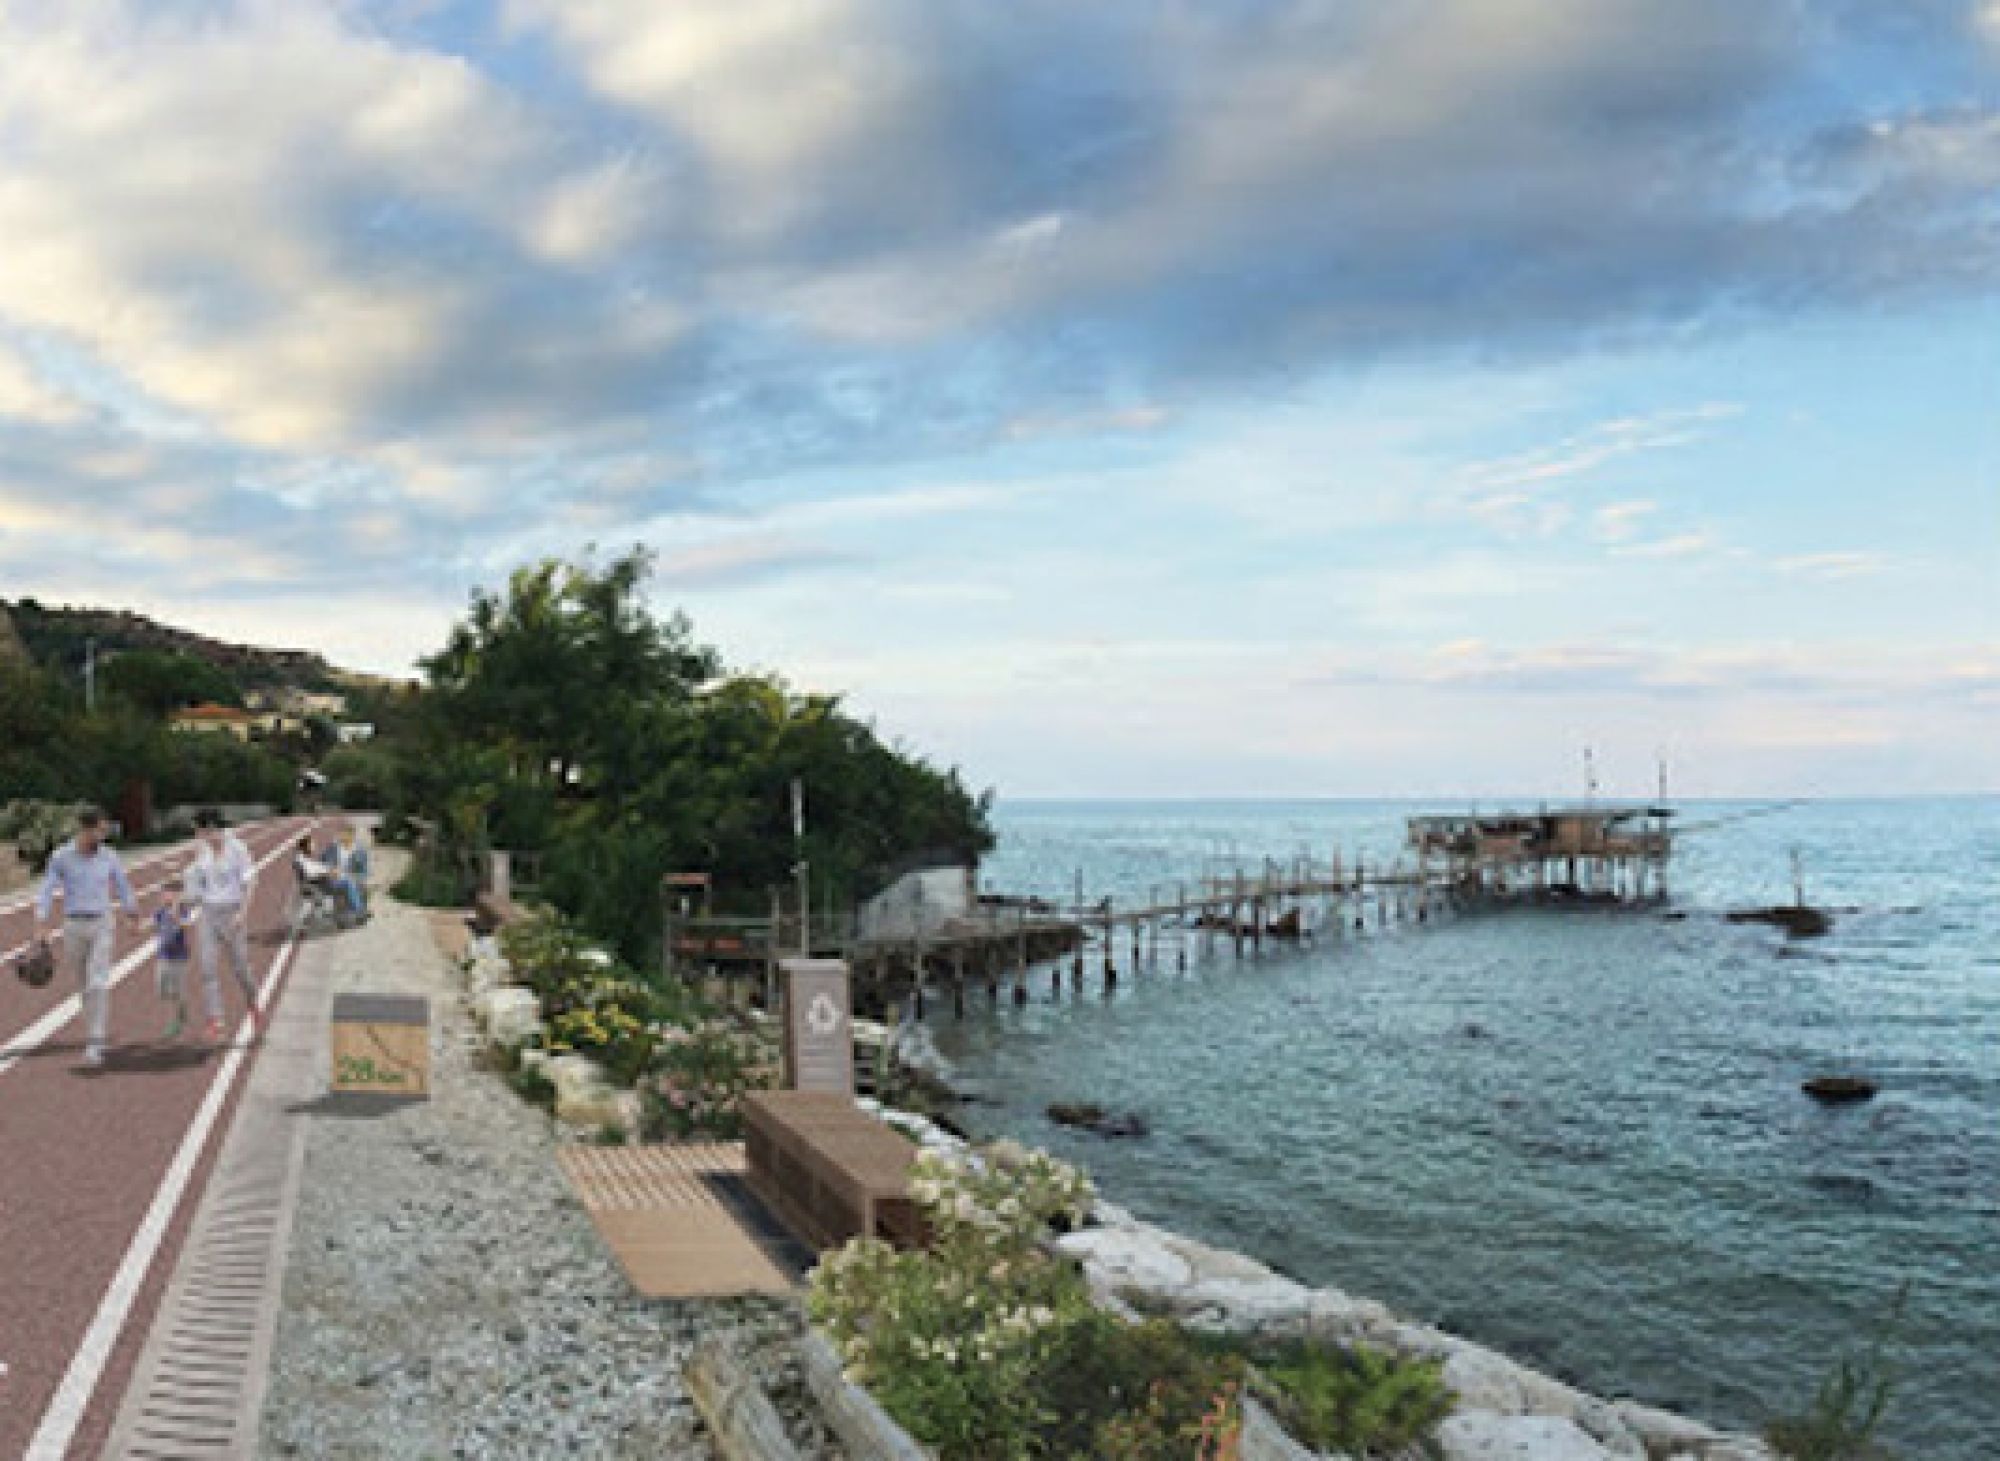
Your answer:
[330,993,430,1097]
[781,958,853,1094]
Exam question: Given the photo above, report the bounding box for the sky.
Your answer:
[0,0,1995,799]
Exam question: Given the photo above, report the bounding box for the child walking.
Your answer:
[153,876,194,1040]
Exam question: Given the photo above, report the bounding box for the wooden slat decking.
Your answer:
[557,1142,804,1299]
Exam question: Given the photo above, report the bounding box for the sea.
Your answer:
[924,798,1999,1459]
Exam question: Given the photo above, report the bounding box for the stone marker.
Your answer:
[330,992,430,1097]
[781,958,853,1094]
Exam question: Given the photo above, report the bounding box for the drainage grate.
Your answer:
[104,959,325,1460]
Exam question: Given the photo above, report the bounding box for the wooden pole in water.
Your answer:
[1232,869,1245,958]
[1178,881,1190,970]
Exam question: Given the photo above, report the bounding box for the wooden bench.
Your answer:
[742,1092,924,1251]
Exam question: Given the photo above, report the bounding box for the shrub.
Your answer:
[499,912,681,1085]
[392,859,471,908]
[1766,1287,1906,1461]
[1041,1313,1247,1461]
[507,1062,555,1109]
[809,1149,1099,1459]
[1,800,93,871]
[643,1019,777,1139]
[808,1148,1257,1461]
[1248,1338,1453,1459]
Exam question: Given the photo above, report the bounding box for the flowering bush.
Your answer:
[810,1148,1097,1459]
[499,911,683,1084]
[813,1147,1259,1459]
[642,1018,777,1139]
[2,800,95,872]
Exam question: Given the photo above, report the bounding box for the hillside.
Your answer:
[0,603,27,666]
[4,598,338,689]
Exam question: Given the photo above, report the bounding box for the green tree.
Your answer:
[99,650,243,716]
[395,548,993,965]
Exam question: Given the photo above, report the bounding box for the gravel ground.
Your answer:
[260,854,842,1460]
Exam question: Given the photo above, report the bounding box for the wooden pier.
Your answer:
[664,805,1676,1019]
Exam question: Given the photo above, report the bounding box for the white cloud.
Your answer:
[506,0,952,244]
[1592,500,1658,542]
[1613,531,1721,560]
[0,341,81,425]
[1456,406,1739,495]
[1774,551,1890,580]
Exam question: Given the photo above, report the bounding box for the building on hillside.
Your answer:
[169,702,256,742]
[335,722,376,744]
[252,711,306,738]
[286,689,350,717]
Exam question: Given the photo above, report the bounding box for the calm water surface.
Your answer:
[928,799,1999,1459]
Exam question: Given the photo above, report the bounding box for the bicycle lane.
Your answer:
[0,817,333,1460]
[0,820,308,1064]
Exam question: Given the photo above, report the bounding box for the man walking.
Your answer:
[188,809,262,1042]
[33,808,140,1068]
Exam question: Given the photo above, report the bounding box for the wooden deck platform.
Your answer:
[557,1142,808,1299]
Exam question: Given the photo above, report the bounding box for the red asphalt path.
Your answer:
[0,817,323,1459]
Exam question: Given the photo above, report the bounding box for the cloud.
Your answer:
[1612,531,1722,560]
[0,338,82,425]
[0,0,1994,509]
[1456,406,1739,495]
[1312,638,2000,706]
[1592,500,1659,543]
[1773,551,1891,580]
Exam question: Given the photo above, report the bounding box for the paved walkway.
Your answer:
[256,857,832,1460]
[0,817,323,1461]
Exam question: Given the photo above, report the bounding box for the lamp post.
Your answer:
[792,778,810,956]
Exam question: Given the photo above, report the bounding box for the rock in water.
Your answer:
[1803,1075,1878,1103]
[1047,1101,1150,1138]
[1727,905,1832,938]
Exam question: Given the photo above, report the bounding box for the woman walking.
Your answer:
[189,809,262,1041]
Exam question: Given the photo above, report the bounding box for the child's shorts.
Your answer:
[157,956,190,999]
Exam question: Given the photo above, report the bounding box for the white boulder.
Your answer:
[1165,1234,1279,1284]
[1610,1400,1722,1455]
[1176,1275,1316,1334]
[546,1053,639,1130]
[1439,1412,1615,1461]
[476,987,544,1046]
[1303,1288,1397,1344]
[1689,1443,1781,1461]
[1056,1226,1195,1295]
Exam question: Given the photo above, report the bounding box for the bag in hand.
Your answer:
[17,940,55,989]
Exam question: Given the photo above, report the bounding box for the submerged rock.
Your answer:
[1047,1101,1150,1138]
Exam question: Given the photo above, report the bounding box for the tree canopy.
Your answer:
[395,548,994,964]
[100,650,244,716]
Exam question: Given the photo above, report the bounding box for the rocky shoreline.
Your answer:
[875,1055,1781,1461]
[272,877,1784,1459]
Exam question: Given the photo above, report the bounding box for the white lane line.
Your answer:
[0,828,308,1077]
[22,900,308,1461]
